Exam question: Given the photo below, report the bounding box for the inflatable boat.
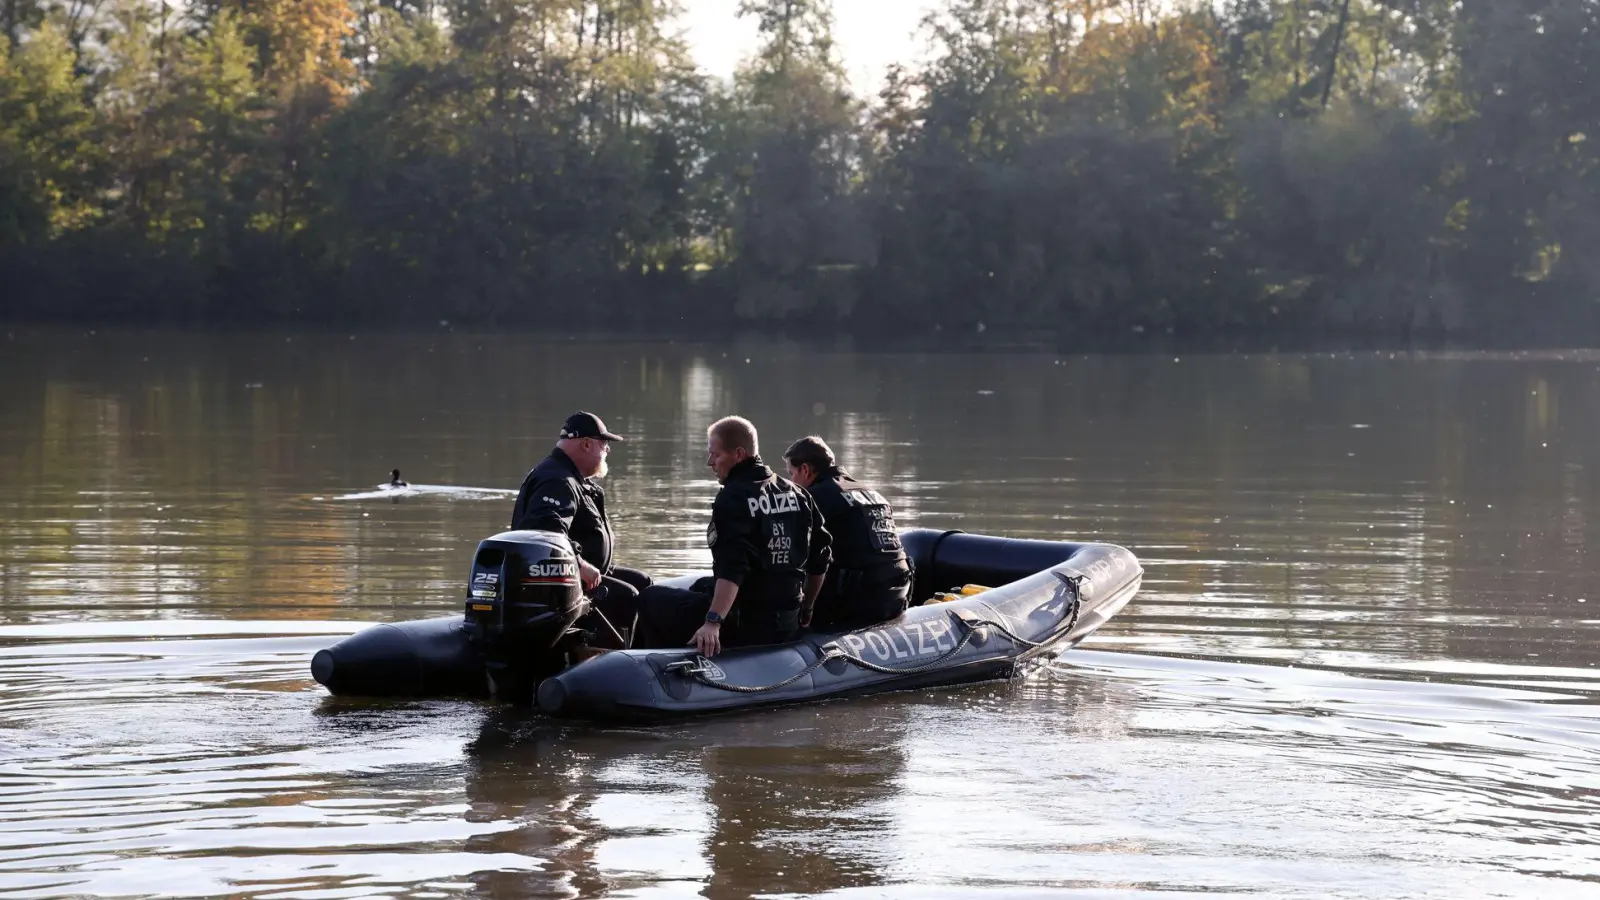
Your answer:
[311,528,1142,722]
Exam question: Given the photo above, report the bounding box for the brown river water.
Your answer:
[1,328,1597,899]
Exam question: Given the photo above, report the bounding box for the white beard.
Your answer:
[594,457,609,479]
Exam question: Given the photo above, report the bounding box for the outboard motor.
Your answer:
[463,530,590,702]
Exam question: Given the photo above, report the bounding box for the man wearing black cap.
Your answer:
[510,411,652,646]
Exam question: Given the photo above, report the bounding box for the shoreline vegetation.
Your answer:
[2,1,1597,345]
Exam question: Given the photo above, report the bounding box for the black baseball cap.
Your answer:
[560,411,625,442]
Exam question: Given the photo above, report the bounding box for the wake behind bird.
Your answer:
[329,482,519,502]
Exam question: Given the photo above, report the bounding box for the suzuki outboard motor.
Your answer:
[464,529,590,701]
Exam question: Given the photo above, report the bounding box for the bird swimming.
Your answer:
[389,468,408,488]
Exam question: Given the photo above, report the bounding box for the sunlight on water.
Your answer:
[1,331,1597,898]
[327,484,519,502]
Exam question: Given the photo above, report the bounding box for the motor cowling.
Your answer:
[464,530,589,682]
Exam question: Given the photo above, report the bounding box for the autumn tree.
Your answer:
[712,0,867,320]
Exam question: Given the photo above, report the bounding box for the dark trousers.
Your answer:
[583,565,652,648]
[809,562,912,631]
[634,578,800,650]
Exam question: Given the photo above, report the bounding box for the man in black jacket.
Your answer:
[782,435,911,630]
[511,411,651,646]
[635,416,832,656]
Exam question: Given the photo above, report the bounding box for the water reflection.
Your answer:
[4,333,1597,646]
[0,622,1594,896]
[456,705,911,899]
[0,638,537,898]
[696,714,903,898]
[2,330,1599,896]
[461,715,689,897]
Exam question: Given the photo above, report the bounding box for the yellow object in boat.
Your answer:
[927,584,993,604]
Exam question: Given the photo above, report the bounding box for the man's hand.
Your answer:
[689,622,722,657]
[578,558,602,592]
[800,573,824,628]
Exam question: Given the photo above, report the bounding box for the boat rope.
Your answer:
[666,573,1084,694]
[664,621,981,694]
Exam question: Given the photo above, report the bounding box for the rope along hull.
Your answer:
[310,529,1143,720]
[537,530,1142,722]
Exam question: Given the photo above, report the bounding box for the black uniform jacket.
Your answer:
[510,448,614,573]
[807,466,910,627]
[708,456,832,613]
[807,467,907,572]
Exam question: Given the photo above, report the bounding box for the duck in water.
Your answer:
[389,469,408,488]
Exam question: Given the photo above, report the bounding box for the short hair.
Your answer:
[708,416,758,456]
[783,436,835,471]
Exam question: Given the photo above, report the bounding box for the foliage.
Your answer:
[1,0,1597,339]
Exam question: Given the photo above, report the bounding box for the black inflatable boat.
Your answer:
[311,528,1142,722]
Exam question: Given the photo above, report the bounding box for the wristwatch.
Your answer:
[704,610,724,625]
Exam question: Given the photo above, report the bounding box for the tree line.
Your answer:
[2,0,1597,340]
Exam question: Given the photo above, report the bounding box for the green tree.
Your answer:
[0,22,95,246]
[96,0,183,238]
[713,0,866,320]
[173,8,262,274]
[1448,1,1600,318]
